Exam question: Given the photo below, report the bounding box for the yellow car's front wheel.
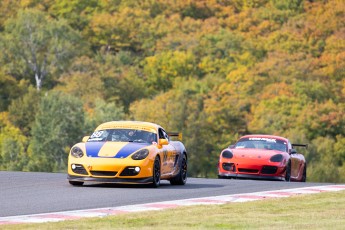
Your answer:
[151,156,161,188]
[69,180,84,186]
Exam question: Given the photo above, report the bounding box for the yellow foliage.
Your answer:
[0,112,11,127]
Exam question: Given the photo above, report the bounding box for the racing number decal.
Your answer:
[163,149,168,164]
[161,149,169,174]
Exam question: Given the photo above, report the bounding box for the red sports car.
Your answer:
[218,135,307,182]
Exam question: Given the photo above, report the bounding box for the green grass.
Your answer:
[2,190,345,230]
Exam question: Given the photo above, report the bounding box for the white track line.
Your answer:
[1,185,344,225]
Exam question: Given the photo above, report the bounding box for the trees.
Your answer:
[144,50,199,93]
[87,7,151,53]
[0,9,85,90]
[129,78,221,177]
[0,0,344,182]
[0,73,28,112]
[50,0,100,31]
[85,99,125,134]
[8,87,41,136]
[0,0,20,30]
[0,112,28,171]
[28,91,84,172]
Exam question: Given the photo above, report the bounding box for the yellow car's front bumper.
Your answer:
[67,157,154,184]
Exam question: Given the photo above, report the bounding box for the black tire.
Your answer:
[170,154,187,185]
[301,163,307,182]
[218,175,231,179]
[69,181,84,186]
[151,156,161,188]
[285,161,291,182]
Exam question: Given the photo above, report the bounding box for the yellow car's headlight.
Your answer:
[131,149,149,160]
[71,146,84,158]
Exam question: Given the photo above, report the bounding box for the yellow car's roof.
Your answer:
[95,121,160,133]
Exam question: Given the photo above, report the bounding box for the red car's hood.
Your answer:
[231,148,284,160]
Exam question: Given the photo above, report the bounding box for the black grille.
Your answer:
[261,166,278,174]
[238,168,259,173]
[71,164,88,175]
[222,163,235,171]
[90,171,117,177]
[120,167,140,176]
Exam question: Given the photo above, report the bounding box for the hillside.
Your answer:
[0,0,344,181]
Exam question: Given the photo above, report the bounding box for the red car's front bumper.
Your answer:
[218,161,287,181]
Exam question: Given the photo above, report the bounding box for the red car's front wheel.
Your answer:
[285,161,291,182]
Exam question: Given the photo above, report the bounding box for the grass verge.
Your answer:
[2,190,345,230]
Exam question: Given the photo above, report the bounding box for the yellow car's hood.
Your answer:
[85,141,151,158]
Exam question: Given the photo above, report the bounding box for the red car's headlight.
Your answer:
[221,150,233,159]
[71,146,84,158]
[270,154,283,162]
[131,149,149,160]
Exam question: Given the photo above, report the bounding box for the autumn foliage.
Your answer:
[0,0,344,182]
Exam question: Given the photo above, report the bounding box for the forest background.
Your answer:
[0,0,344,182]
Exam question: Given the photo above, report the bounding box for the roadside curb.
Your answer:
[1,185,345,225]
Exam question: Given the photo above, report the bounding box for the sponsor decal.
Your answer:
[249,137,276,143]
[90,131,104,138]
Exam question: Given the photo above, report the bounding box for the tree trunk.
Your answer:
[35,73,42,91]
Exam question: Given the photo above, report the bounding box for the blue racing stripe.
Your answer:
[115,142,151,158]
[85,142,106,157]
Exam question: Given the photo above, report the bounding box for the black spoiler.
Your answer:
[292,143,308,149]
[168,132,183,141]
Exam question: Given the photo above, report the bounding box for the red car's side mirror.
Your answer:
[290,148,297,154]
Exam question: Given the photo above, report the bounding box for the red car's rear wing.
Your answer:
[292,143,308,149]
[168,132,183,141]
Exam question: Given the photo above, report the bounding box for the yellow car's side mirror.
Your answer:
[159,139,169,146]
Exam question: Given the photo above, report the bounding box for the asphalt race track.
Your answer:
[0,171,332,217]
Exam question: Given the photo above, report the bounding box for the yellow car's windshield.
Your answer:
[88,129,157,143]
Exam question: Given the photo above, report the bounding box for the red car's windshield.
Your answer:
[235,137,288,152]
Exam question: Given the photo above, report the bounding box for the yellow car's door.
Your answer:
[163,143,177,175]
[158,128,177,176]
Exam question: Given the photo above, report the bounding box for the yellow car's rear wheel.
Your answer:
[170,154,187,185]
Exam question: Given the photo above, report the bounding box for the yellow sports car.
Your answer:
[67,121,187,187]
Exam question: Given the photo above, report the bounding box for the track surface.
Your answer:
[0,171,331,217]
